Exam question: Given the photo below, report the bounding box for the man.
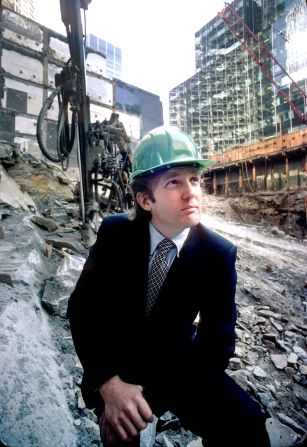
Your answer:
[67,126,270,446]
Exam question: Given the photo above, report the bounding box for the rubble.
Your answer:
[0,158,306,446]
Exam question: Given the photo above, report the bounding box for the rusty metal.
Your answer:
[209,129,307,167]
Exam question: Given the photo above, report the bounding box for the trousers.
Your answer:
[95,371,271,447]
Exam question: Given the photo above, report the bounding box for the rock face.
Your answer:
[0,160,306,446]
[0,210,79,447]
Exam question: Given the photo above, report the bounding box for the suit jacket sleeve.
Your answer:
[193,241,237,376]
[67,216,124,396]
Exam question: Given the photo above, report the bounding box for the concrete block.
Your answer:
[45,89,60,121]
[117,110,141,141]
[0,109,15,143]
[49,36,70,63]
[2,28,43,53]
[48,63,61,88]
[86,75,113,105]
[2,9,43,42]
[5,78,43,116]
[15,115,37,136]
[2,49,43,84]
[85,52,107,77]
[89,103,113,123]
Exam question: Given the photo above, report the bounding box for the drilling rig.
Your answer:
[36,0,132,223]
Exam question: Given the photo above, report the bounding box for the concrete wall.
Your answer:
[0,6,143,175]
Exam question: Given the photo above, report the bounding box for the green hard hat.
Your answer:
[130,126,212,180]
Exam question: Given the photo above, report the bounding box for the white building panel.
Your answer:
[89,105,140,141]
[2,49,43,84]
[85,52,107,77]
[45,89,60,121]
[2,9,43,42]
[49,37,70,63]
[48,63,61,88]
[2,29,43,52]
[117,111,141,141]
[86,75,113,106]
[90,104,113,122]
[14,136,29,153]
[4,78,43,116]
[15,115,37,135]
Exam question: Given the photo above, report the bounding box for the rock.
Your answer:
[266,417,298,447]
[0,166,37,212]
[263,333,278,343]
[293,346,307,361]
[31,215,59,231]
[81,417,100,438]
[45,231,86,255]
[287,353,298,365]
[252,366,267,378]
[187,438,203,447]
[276,413,306,435]
[299,365,307,375]
[7,159,74,203]
[229,357,243,370]
[0,273,13,287]
[258,392,277,409]
[258,310,282,320]
[44,242,53,258]
[140,416,158,447]
[271,354,288,370]
[228,369,250,390]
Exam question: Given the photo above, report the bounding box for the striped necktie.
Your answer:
[145,238,175,317]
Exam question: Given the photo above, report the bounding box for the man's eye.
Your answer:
[191,177,200,184]
[166,179,178,187]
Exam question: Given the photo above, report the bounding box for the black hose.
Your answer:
[36,86,62,162]
[37,85,77,167]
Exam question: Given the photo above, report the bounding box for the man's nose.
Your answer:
[182,180,196,199]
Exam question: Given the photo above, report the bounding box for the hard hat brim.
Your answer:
[130,158,212,180]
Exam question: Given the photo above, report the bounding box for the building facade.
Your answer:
[2,0,34,19]
[86,33,163,139]
[115,79,163,138]
[86,33,122,80]
[169,0,307,156]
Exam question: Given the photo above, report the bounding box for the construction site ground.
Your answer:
[0,157,306,447]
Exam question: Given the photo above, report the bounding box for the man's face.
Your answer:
[138,166,203,237]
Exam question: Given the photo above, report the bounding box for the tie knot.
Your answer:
[157,238,175,256]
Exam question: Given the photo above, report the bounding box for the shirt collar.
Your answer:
[149,222,190,257]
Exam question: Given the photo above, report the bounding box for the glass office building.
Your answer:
[169,0,307,155]
[86,33,122,80]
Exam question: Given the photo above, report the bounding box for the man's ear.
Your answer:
[136,192,152,211]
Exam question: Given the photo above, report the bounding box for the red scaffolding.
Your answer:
[218,2,307,124]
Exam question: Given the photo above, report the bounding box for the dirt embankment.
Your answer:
[202,189,307,240]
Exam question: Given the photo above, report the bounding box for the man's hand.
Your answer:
[99,375,153,444]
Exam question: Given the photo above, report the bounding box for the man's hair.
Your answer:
[129,173,156,222]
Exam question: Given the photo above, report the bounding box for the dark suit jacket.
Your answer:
[67,213,237,409]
